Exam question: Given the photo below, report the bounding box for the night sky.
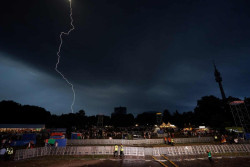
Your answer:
[1,0,250,116]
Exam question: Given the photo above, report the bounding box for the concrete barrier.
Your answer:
[67,137,213,145]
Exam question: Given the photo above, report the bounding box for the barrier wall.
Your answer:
[14,144,250,161]
[151,144,250,156]
[67,137,213,145]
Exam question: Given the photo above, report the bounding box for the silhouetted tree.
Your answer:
[75,110,87,129]
[77,110,86,117]
[103,115,111,126]
[172,110,183,127]
[126,113,135,127]
[162,109,172,123]
[194,96,226,128]
[0,100,50,124]
[111,112,134,127]
[3,95,249,130]
[182,111,195,126]
[135,111,156,126]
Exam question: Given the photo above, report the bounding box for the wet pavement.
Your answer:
[81,159,162,167]
[81,156,250,167]
[1,155,250,167]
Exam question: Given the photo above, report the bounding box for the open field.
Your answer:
[1,154,250,167]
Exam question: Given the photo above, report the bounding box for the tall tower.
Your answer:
[214,63,226,100]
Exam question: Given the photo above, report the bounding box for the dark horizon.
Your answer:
[1,0,250,115]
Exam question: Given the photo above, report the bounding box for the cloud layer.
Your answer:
[0,0,250,115]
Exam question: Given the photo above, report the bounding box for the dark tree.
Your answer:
[135,112,157,126]
[126,113,135,127]
[182,111,195,126]
[194,96,226,128]
[0,100,50,124]
[75,110,87,129]
[172,110,183,127]
[162,109,172,123]
[103,115,111,126]
[111,112,134,127]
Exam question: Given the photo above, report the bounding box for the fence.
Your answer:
[14,144,250,161]
[152,144,250,156]
[67,137,213,145]
[14,146,145,160]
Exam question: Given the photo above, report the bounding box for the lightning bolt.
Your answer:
[55,0,75,113]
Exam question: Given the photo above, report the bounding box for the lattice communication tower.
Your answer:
[229,101,250,134]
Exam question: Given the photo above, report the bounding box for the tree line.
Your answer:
[0,95,249,129]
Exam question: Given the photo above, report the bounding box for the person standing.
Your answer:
[171,138,174,146]
[5,146,13,161]
[120,144,124,158]
[168,137,171,145]
[207,150,212,162]
[0,146,6,160]
[114,144,118,157]
[221,135,226,144]
[27,141,31,149]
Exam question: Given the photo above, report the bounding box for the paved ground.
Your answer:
[175,156,250,167]
[1,155,250,167]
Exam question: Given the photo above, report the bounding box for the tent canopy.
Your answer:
[159,122,176,128]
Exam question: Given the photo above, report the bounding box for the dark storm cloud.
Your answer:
[1,0,250,115]
[0,54,75,114]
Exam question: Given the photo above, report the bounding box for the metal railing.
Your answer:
[14,146,144,160]
[153,144,250,156]
[14,144,250,161]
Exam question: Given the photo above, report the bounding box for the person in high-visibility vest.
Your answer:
[6,147,13,155]
[221,135,226,144]
[120,144,124,157]
[171,138,174,146]
[5,147,14,161]
[168,137,171,145]
[164,137,167,144]
[114,144,118,157]
[207,150,212,162]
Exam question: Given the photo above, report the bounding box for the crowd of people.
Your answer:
[0,125,246,162]
[0,136,14,161]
